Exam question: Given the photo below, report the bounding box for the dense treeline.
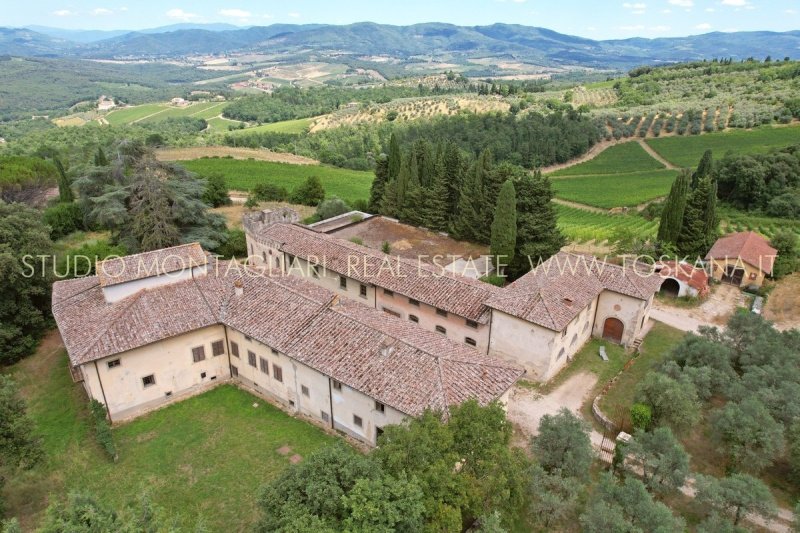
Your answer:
[224,110,605,171]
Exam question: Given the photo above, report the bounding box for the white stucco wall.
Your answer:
[593,291,650,347]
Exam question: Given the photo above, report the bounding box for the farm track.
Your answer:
[540,138,627,174]
[637,139,677,169]
[551,198,608,214]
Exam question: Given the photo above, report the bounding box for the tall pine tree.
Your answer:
[53,157,74,203]
[381,158,412,219]
[510,170,565,277]
[657,170,690,246]
[692,150,713,189]
[450,160,486,242]
[387,133,402,180]
[442,142,464,215]
[490,180,517,273]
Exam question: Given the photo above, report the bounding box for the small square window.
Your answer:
[311,265,319,278]
[359,284,368,298]
[248,351,257,368]
[409,314,419,323]
[408,298,419,306]
[435,325,447,335]
[436,308,448,317]
[142,374,156,387]
[321,411,330,422]
[107,359,121,369]
[384,288,394,297]
[332,380,342,391]
[273,365,283,383]
[301,385,310,397]
[375,401,385,413]
[201,372,207,379]
[259,357,269,375]
[339,276,347,289]
[231,365,239,377]
[465,319,479,329]
[230,341,240,358]
[192,346,206,363]
[211,340,225,357]
[165,391,172,397]
[465,337,477,346]
[353,415,363,428]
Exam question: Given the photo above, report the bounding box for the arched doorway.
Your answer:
[660,278,680,298]
[602,317,624,344]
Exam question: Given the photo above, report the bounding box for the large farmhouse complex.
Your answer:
[52,209,662,445]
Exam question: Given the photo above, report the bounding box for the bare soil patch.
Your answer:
[156,146,319,165]
[763,274,800,330]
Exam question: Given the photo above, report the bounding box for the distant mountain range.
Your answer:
[2,22,799,69]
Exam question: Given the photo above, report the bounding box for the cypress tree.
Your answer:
[421,164,450,232]
[53,157,74,203]
[692,149,713,189]
[387,133,402,180]
[510,170,565,277]
[94,147,109,167]
[442,142,464,214]
[483,162,523,238]
[450,160,485,242]
[490,180,517,272]
[702,177,719,252]
[401,152,423,226]
[657,170,690,246]
[676,177,715,258]
[381,158,411,218]
[368,155,389,213]
[414,139,435,188]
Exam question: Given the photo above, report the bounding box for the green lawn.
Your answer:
[3,342,337,531]
[227,117,314,135]
[555,204,659,243]
[598,323,686,430]
[551,169,678,208]
[550,142,665,177]
[181,158,374,204]
[646,125,800,167]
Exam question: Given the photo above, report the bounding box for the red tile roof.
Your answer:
[705,231,777,274]
[97,242,207,287]
[655,261,709,294]
[486,253,661,330]
[52,257,522,417]
[253,223,500,324]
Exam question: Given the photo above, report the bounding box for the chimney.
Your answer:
[234,279,243,297]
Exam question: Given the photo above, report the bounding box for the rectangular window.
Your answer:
[321,411,330,423]
[359,284,368,298]
[409,314,419,323]
[107,359,121,369]
[273,365,283,382]
[332,380,342,391]
[142,374,156,387]
[353,414,363,428]
[375,401,385,413]
[435,325,447,335]
[231,365,238,377]
[465,319,479,329]
[230,341,240,358]
[383,288,394,297]
[339,276,347,289]
[247,350,256,367]
[192,346,206,363]
[436,308,448,317]
[465,337,477,347]
[301,385,310,397]
[259,357,269,375]
[383,307,401,318]
[311,265,319,278]
[408,298,419,306]
[211,340,225,357]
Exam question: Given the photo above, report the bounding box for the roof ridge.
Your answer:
[98,241,201,266]
[52,277,101,308]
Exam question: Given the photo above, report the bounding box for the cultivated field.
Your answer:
[105,101,228,125]
[156,146,318,165]
[5,337,335,531]
[550,142,666,177]
[551,170,678,209]
[226,117,314,135]
[180,158,373,204]
[555,204,659,243]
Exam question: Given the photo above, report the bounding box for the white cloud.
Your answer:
[120,6,128,11]
[262,13,274,19]
[668,0,693,6]
[705,7,715,12]
[287,12,300,18]
[92,7,113,15]
[695,22,712,30]
[786,8,797,14]
[165,8,200,21]
[720,0,747,5]
[52,9,73,16]
[219,8,251,18]
[623,2,646,8]
[661,8,672,13]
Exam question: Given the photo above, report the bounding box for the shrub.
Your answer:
[315,197,351,221]
[59,239,127,278]
[244,195,259,209]
[480,274,506,287]
[630,403,653,431]
[381,241,391,254]
[350,237,364,245]
[213,229,247,259]
[89,399,117,462]
[43,202,84,240]
[252,183,288,202]
[289,176,325,206]
[202,174,231,207]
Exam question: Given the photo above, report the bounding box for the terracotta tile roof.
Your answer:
[254,223,500,324]
[655,261,709,293]
[486,252,661,330]
[52,257,522,417]
[97,243,207,287]
[705,231,777,274]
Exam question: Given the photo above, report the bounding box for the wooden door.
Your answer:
[602,317,624,344]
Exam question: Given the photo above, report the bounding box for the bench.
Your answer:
[599,346,608,362]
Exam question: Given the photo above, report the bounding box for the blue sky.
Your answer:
[5,0,799,40]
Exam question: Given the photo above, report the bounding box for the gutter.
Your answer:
[93,360,112,421]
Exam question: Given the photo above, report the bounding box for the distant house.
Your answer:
[170,97,189,107]
[655,261,709,298]
[705,231,777,289]
[97,95,116,111]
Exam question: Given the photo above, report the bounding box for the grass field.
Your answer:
[227,117,314,135]
[181,158,373,203]
[106,101,229,126]
[105,103,165,125]
[555,204,659,243]
[646,125,800,167]
[552,169,678,208]
[3,338,336,531]
[550,142,666,177]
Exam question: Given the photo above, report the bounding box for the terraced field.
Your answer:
[180,158,373,204]
[646,125,800,167]
[551,170,678,209]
